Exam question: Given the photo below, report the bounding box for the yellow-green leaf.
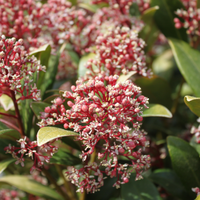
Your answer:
[184,96,200,117]
[196,195,200,200]
[37,127,78,146]
[0,159,15,174]
[142,104,172,118]
[117,71,136,83]
[0,175,64,200]
[0,94,14,111]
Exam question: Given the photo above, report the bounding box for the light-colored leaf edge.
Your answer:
[0,159,15,174]
[184,95,200,117]
[37,126,78,146]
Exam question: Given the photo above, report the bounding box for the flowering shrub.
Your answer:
[0,0,200,200]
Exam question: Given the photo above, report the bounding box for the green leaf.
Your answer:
[152,49,175,81]
[40,52,60,99]
[20,99,33,136]
[0,121,9,130]
[190,135,200,155]
[37,127,79,146]
[142,104,172,118]
[149,169,190,199]
[151,0,188,42]
[86,177,118,200]
[135,76,172,109]
[31,102,50,119]
[167,136,200,197]
[79,3,99,12]
[197,0,200,8]
[129,3,140,16]
[62,137,81,151]
[78,53,96,78]
[121,173,161,200]
[141,6,159,22]
[0,159,15,174]
[139,6,160,53]
[184,96,200,117]
[50,148,81,166]
[0,129,20,140]
[0,94,14,111]
[117,71,136,83]
[0,175,64,200]
[169,38,200,96]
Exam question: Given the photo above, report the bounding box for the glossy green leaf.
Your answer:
[142,104,172,118]
[0,159,15,174]
[169,38,200,96]
[121,173,161,200]
[0,175,64,200]
[0,129,20,140]
[40,52,60,99]
[78,53,96,78]
[135,76,172,109]
[0,94,14,111]
[31,102,51,119]
[184,96,200,117]
[149,169,190,199]
[139,6,159,52]
[151,0,188,42]
[37,127,79,146]
[141,6,159,22]
[152,49,174,81]
[50,148,81,166]
[0,121,9,130]
[117,71,136,83]
[167,136,200,197]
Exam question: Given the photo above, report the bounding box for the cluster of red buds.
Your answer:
[174,0,200,41]
[4,136,58,173]
[85,26,150,79]
[192,187,200,196]
[0,35,45,101]
[39,75,150,193]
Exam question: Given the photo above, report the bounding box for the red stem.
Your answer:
[10,91,25,137]
[0,118,21,133]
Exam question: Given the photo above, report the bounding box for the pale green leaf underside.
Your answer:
[142,104,172,118]
[37,127,78,146]
[184,96,200,117]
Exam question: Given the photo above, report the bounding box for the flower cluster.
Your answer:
[4,137,58,173]
[85,26,150,79]
[174,0,200,41]
[0,35,45,101]
[0,189,25,200]
[192,187,200,197]
[39,75,150,192]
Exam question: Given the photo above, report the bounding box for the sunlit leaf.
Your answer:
[117,71,136,83]
[37,127,78,146]
[0,159,15,174]
[0,94,14,111]
[184,96,200,117]
[78,53,96,78]
[0,175,64,200]
[142,104,172,118]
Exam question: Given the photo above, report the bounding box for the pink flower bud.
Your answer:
[45,107,51,113]
[119,147,125,154]
[55,97,63,105]
[67,101,74,107]
[136,116,143,122]
[123,177,129,183]
[127,141,136,149]
[82,105,88,112]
